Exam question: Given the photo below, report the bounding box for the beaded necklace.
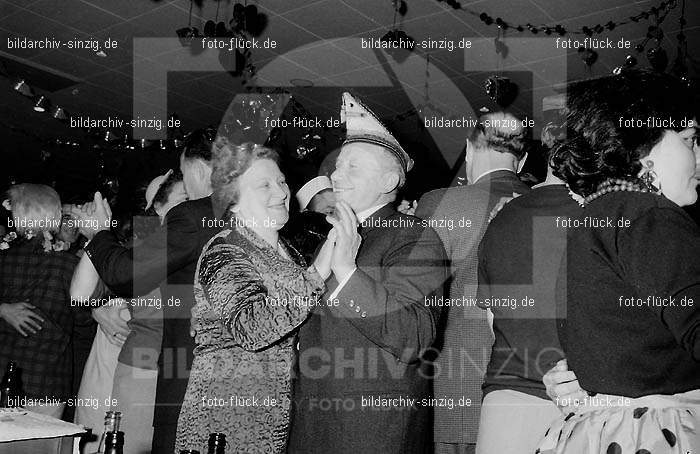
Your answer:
[583,178,655,205]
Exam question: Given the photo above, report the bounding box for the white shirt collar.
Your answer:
[473,168,515,184]
[356,203,389,223]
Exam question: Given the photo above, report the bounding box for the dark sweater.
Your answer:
[477,184,581,399]
[558,191,700,397]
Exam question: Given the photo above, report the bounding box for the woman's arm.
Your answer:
[198,243,324,352]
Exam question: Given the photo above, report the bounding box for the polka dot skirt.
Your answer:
[535,391,700,454]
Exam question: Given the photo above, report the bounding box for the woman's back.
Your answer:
[559,191,700,397]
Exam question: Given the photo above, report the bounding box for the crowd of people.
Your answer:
[0,69,698,454]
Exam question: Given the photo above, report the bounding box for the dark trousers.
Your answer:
[151,423,177,454]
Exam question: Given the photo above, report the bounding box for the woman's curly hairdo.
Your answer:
[549,69,695,197]
[211,138,279,218]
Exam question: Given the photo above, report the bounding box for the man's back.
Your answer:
[415,170,530,446]
[85,196,220,453]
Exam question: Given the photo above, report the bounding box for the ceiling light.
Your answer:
[33,95,50,112]
[13,79,34,97]
[104,131,120,142]
[176,27,201,47]
[52,107,69,121]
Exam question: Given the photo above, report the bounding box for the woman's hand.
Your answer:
[0,301,44,337]
[543,359,589,411]
[325,200,361,282]
[312,229,336,280]
[92,299,130,347]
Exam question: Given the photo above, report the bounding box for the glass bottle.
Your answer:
[207,433,227,454]
[0,360,21,408]
[103,431,124,454]
[93,411,122,453]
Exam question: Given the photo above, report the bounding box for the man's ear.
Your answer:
[1,199,10,212]
[517,152,528,174]
[380,171,400,194]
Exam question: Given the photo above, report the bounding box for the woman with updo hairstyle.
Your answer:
[176,140,334,453]
[0,184,82,418]
[538,70,699,453]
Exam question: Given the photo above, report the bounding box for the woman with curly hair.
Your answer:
[538,70,699,453]
[175,140,337,453]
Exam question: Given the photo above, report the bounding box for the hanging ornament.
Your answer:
[624,55,638,68]
[397,0,408,16]
[294,131,324,161]
[646,47,668,71]
[215,21,229,38]
[671,0,688,77]
[484,76,518,107]
[578,47,598,66]
[176,0,200,47]
[442,0,679,40]
[203,20,216,37]
[494,36,508,58]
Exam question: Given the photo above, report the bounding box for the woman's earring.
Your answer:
[641,160,661,193]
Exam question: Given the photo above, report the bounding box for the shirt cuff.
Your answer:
[328,268,356,301]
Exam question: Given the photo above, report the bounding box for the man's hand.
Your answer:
[543,359,589,411]
[312,229,336,280]
[92,299,130,347]
[74,192,112,239]
[326,200,361,282]
[0,301,44,337]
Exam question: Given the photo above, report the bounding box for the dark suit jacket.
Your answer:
[414,170,530,444]
[84,197,220,429]
[288,204,448,454]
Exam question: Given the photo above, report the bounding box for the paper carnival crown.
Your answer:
[340,92,413,172]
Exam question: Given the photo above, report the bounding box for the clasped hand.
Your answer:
[313,200,361,281]
[68,192,112,239]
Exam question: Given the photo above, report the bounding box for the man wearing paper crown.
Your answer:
[288,92,448,453]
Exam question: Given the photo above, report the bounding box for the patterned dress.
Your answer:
[176,224,324,453]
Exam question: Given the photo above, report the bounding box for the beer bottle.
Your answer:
[207,433,226,454]
[0,361,21,408]
[93,411,122,453]
[103,431,124,454]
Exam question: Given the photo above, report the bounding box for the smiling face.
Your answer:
[232,159,290,231]
[644,127,698,207]
[331,143,398,213]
